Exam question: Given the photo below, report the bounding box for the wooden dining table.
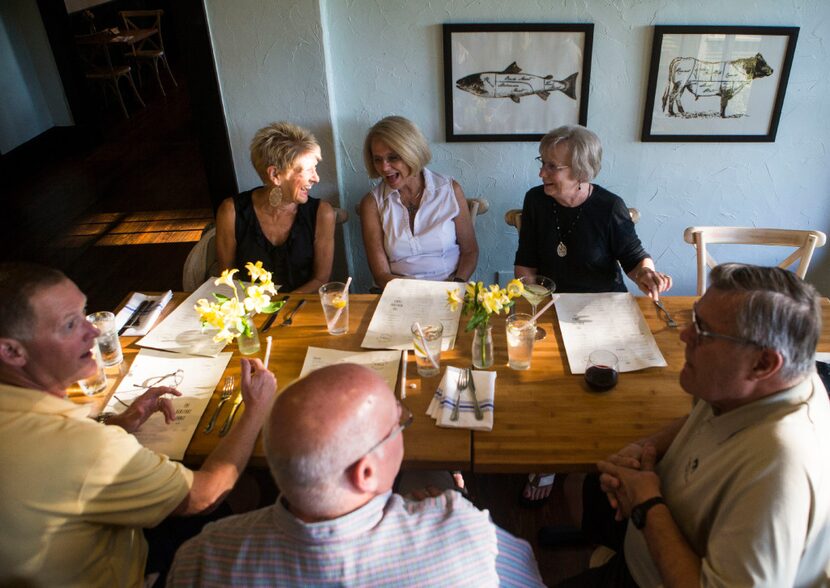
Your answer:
[78,293,830,473]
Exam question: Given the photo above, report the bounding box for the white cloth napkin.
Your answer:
[115,291,173,336]
[426,366,496,431]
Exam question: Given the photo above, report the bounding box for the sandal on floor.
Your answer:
[519,473,555,508]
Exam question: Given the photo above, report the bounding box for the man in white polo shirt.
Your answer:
[0,262,277,587]
[559,263,830,587]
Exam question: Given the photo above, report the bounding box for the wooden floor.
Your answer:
[2,75,594,586]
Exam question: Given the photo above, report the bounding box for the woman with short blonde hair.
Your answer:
[216,122,335,293]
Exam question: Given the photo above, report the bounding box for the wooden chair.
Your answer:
[683,226,827,295]
[504,207,639,233]
[75,33,145,118]
[119,9,177,96]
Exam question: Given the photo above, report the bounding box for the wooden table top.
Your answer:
[75,27,158,46]
[81,293,830,474]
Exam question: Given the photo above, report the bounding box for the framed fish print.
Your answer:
[642,25,799,142]
[443,23,593,142]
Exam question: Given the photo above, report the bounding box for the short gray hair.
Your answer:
[710,263,820,380]
[249,122,319,183]
[0,263,68,341]
[539,125,602,182]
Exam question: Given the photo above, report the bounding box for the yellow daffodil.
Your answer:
[244,284,273,313]
[244,261,267,282]
[446,279,519,332]
[215,268,239,288]
[446,287,464,312]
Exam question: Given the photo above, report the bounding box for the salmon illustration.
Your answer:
[456,62,578,103]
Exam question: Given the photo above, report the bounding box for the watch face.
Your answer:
[632,506,646,529]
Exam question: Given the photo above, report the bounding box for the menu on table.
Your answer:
[299,347,402,392]
[104,348,232,459]
[554,293,667,374]
[361,278,463,351]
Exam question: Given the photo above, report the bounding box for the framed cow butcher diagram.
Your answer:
[642,26,799,142]
[443,23,593,142]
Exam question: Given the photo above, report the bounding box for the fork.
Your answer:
[450,368,467,422]
[653,299,678,328]
[279,299,306,327]
[204,376,234,433]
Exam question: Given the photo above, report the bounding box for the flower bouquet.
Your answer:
[195,262,284,353]
[447,279,524,368]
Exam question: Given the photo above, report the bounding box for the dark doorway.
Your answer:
[2,0,236,310]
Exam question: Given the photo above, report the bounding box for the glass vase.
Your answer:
[471,324,494,369]
[236,314,261,356]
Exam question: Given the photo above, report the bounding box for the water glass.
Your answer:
[506,313,536,370]
[87,311,123,366]
[319,282,349,335]
[411,322,443,377]
[585,350,619,391]
[78,341,108,395]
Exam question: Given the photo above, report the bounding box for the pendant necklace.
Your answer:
[404,188,423,217]
[552,201,583,257]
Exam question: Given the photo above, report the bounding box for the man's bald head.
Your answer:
[264,364,401,518]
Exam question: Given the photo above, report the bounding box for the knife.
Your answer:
[261,295,290,333]
[118,300,151,335]
[467,368,484,420]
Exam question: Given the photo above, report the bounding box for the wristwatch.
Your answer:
[631,496,666,530]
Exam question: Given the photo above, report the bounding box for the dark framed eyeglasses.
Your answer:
[691,307,761,347]
[351,400,413,467]
[535,156,570,173]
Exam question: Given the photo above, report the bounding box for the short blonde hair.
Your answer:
[250,122,319,183]
[363,116,431,179]
[539,125,602,182]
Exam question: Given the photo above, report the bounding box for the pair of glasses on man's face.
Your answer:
[690,307,761,347]
[348,400,413,470]
[535,156,570,174]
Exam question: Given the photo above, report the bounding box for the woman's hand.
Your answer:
[630,261,672,300]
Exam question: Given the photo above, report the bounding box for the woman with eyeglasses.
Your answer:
[359,116,478,289]
[215,122,335,293]
[514,125,671,298]
[515,125,672,508]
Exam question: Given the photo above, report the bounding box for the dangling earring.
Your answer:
[269,185,283,207]
[577,181,582,191]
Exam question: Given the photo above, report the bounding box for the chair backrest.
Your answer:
[75,33,117,72]
[183,225,217,291]
[466,197,489,228]
[505,207,640,234]
[119,10,165,52]
[683,226,827,295]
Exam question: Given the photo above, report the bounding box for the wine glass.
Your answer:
[519,275,555,340]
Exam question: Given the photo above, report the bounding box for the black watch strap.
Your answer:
[632,496,666,530]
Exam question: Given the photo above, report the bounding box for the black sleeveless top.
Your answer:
[233,189,319,292]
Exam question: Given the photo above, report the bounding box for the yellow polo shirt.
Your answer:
[0,383,193,587]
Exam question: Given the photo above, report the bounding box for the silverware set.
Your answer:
[654,299,678,328]
[279,299,305,327]
[450,367,483,422]
[203,375,242,435]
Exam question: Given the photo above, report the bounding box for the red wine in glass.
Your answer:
[585,365,618,391]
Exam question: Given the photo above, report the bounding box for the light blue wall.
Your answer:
[0,0,72,154]
[206,0,830,295]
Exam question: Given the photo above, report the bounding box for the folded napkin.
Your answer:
[427,366,496,431]
[115,291,173,336]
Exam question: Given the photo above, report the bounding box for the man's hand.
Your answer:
[600,442,644,517]
[598,443,662,520]
[239,357,276,413]
[107,386,181,433]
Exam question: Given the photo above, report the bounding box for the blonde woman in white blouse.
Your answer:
[359,116,478,288]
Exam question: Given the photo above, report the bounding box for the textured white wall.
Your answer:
[206,0,830,295]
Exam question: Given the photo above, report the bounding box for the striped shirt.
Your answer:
[168,490,543,587]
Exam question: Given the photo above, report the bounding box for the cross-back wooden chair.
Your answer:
[683,226,827,295]
[119,9,177,96]
[74,33,145,118]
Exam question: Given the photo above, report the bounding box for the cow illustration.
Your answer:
[661,53,773,118]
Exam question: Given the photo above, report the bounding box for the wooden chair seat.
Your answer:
[85,64,132,78]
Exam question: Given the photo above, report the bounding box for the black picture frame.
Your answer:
[443,23,593,142]
[642,25,799,142]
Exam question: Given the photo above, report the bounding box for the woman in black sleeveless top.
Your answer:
[215,122,335,293]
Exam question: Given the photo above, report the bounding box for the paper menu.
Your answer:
[554,293,667,374]
[299,347,402,392]
[136,278,229,357]
[104,348,233,460]
[360,279,463,351]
